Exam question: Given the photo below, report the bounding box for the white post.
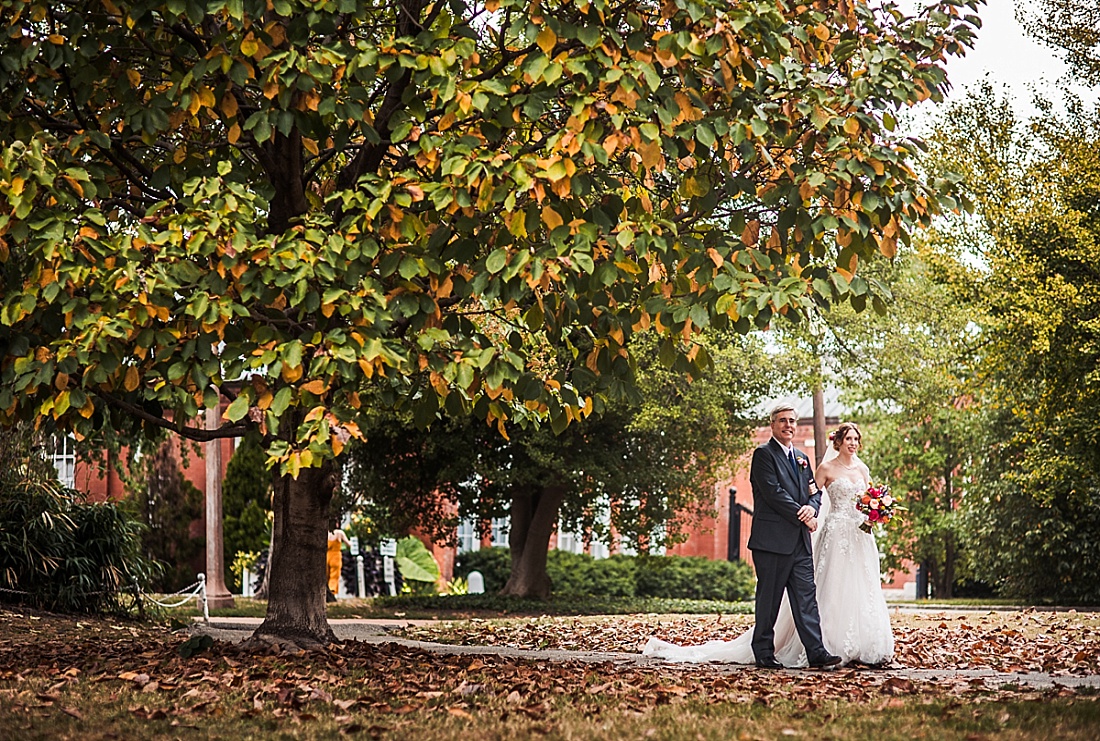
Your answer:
[198,573,209,623]
[242,567,252,597]
[356,555,366,598]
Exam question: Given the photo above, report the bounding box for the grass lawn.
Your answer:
[2,606,1099,739]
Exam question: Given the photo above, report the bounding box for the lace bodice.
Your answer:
[823,477,867,524]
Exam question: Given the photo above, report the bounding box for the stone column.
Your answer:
[204,404,235,608]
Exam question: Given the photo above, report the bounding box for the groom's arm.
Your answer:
[749,448,805,526]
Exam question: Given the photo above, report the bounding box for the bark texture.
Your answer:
[500,484,566,599]
[252,462,337,648]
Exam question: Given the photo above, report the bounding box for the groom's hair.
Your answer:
[769,403,798,422]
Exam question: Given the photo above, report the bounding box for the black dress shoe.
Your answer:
[754,658,784,669]
[808,653,842,668]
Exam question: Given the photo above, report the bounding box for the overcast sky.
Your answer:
[941,0,1074,103]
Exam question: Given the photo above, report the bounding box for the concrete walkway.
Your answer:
[193,617,1100,691]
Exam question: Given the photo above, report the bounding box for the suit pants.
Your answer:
[751,537,827,661]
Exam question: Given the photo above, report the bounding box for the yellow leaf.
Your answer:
[263,78,279,100]
[198,86,215,108]
[814,24,831,41]
[126,69,141,87]
[653,48,677,69]
[124,365,140,392]
[331,436,345,457]
[878,234,897,259]
[240,37,259,57]
[228,123,241,144]
[302,379,327,395]
[221,94,238,118]
[741,220,760,247]
[257,391,274,409]
[302,137,319,156]
[47,34,65,45]
[536,27,556,55]
[484,0,499,11]
[541,205,563,231]
[281,363,303,383]
[265,22,286,47]
[706,248,724,268]
[844,117,861,136]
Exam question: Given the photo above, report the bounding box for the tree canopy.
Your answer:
[1,0,980,640]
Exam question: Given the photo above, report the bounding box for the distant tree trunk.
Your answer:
[500,484,566,599]
[251,461,337,648]
[940,462,956,599]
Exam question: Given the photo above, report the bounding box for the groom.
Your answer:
[747,403,841,669]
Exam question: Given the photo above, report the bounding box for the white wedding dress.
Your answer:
[643,477,894,666]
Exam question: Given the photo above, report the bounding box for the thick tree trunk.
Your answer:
[500,484,566,599]
[251,462,337,648]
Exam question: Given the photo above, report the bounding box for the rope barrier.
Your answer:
[1,573,209,622]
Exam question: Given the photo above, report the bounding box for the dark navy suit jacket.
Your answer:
[747,438,821,555]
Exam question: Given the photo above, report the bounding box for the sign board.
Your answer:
[382,555,396,596]
[379,539,397,557]
[349,535,360,556]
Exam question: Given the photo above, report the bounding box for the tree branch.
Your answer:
[96,392,250,442]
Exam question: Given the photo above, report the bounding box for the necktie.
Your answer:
[789,450,800,480]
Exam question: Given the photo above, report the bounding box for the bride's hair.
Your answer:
[830,422,862,451]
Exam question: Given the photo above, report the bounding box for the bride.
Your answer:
[643,422,894,667]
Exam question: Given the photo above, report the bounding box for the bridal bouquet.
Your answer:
[856,482,895,533]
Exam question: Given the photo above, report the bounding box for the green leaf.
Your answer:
[395,536,440,581]
[225,395,251,422]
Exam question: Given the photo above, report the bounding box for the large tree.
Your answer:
[0,0,979,644]
[930,85,1100,603]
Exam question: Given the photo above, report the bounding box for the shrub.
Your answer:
[454,547,511,593]
[634,555,755,601]
[454,548,754,601]
[0,426,158,615]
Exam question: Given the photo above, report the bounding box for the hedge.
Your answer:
[455,548,754,601]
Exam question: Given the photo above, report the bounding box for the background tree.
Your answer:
[347,331,772,598]
[1,0,979,644]
[1020,1,1099,82]
[123,441,206,592]
[767,235,984,597]
[928,83,1100,603]
[221,434,272,591]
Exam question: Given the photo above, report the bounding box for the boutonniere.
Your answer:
[797,456,809,469]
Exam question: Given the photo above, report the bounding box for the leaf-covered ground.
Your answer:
[394,609,1100,675]
[1,608,1098,740]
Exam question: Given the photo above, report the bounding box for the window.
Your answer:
[50,435,76,489]
[489,517,510,547]
[556,523,585,554]
[456,517,479,554]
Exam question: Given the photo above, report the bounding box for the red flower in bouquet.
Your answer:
[855,482,895,533]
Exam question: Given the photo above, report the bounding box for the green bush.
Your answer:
[372,593,753,616]
[0,427,158,615]
[454,547,511,593]
[634,555,755,601]
[454,548,754,601]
